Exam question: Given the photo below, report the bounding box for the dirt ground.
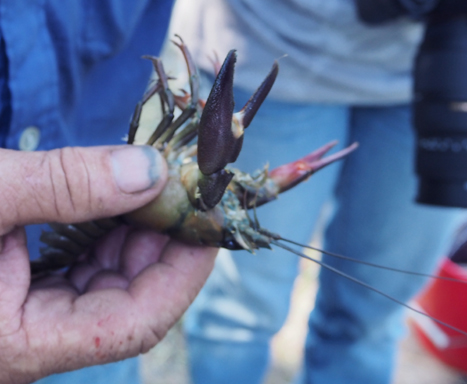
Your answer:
[140,260,467,384]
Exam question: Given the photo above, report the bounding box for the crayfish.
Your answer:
[32,37,357,274]
[29,38,467,342]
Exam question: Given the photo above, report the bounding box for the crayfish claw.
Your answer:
[234,61,279,130]
[198,49,238,176]
[196,51,280,212]
[234,141,358,209]
[198,169,234,210]
[196,50,245,211]
[269,141,359,194]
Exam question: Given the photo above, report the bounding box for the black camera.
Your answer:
[356,0,467,208]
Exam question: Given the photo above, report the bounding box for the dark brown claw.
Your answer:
[227,61,279,163]
[236,61,279,129]
[198,49,238,176]
[198,169,234,210]
[197,51,278,210]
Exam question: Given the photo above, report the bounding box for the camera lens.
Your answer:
[414,15,467,207]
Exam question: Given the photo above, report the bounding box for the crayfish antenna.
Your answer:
[270,234,467,284]
[270,239,467,339]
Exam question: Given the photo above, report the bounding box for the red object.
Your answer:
[409,257,467,373]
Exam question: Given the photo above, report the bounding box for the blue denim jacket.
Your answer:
[0,0,173,151]
[0,0,174,258]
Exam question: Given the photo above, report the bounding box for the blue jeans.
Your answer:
[184,88,462,384]
[33,360,139,384]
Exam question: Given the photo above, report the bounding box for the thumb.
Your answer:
[0,145,167,234]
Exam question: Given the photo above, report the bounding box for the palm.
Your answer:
[0,226,216,384]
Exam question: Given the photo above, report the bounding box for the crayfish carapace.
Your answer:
[32,37,357,275]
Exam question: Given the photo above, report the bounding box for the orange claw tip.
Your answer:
[269,141,359,193]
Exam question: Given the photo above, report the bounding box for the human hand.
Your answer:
[0,146,217,384]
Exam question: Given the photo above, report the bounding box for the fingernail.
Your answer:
[111,146,163,194]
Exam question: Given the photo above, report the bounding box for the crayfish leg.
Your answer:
[142,56,175,146]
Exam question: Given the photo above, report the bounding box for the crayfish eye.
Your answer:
[223,239,238,250]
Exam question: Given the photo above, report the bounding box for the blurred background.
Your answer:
[140,257,467,384]
[135,2,467,382]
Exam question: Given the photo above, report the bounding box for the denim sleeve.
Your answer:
[0,0,174,151]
